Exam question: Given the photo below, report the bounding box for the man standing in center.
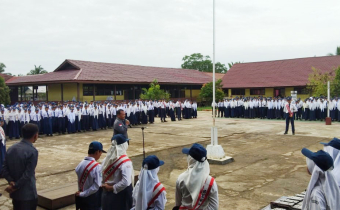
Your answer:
[284,96,298,135]
[113,109,130,139]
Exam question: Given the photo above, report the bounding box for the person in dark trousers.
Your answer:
[284,97,297,135]
[1,123,39,210]
[113,109,130,139]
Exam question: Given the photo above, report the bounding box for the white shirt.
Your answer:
[104,160,133,194]
[75,157,102,198]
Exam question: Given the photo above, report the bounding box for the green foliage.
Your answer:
[0,76,11,105]
[199,79,225,104]
[307,67,335,97]
[27,65,48,75]
[331,66,340,97]
[0,63,6,73]
[327,46,340,56]
[140,79,170,100]
[181,53,228,73]
[228,61,241,69]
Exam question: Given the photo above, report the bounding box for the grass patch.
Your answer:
[197,106,212,111]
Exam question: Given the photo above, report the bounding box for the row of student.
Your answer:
[0,99,198,139]
[75,135,218,210]
[212,96,340,121]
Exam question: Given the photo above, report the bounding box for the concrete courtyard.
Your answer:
[1,111,340,210]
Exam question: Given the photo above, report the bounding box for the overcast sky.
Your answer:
[1,0,340,75]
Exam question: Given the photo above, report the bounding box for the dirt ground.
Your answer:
[1,111,340,210]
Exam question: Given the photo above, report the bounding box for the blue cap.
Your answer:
[142,155,164,170]
[301,148,333,171]
[111,134,130,145]
[89,141,106,153]
[182,143,207,162]
[320,137,340,150]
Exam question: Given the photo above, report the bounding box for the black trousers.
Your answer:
[102,185,132,210]
[285,115,295,133]
[13,199,38,210]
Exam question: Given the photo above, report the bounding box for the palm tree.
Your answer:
[0,63,6,73]
[327,46,340,56]
[27,65,48,75]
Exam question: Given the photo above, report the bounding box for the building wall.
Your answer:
[264,88,274,97]
[63,83,78,101]
[185,89,200,99]
[48,84,62,101]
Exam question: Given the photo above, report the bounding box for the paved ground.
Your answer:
[1,111,340,210]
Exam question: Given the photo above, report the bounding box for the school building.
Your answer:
[221,55,340,99]
[5,59,220,103]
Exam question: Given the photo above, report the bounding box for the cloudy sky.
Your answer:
[1,0,339,75]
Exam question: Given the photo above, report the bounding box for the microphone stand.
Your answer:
[141,127,145,159]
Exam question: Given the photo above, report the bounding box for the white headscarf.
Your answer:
[133,167,163,210]
[325,146,340,188]
[182,155,210,207]
[302,158,340,210]
[102,140,128,174]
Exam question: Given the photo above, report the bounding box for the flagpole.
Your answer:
[212,0,216,127]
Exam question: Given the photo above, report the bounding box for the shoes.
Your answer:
[292,132,295,135]
[284,132,288,135]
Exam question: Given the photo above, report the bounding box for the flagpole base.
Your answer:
[207,127,234,165]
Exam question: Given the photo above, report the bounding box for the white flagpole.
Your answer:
[212,0,216,128]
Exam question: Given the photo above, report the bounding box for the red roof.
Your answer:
[203,72,225,80]
[222,56,340,88]
[0,73,13,82]
[7,59,213,85]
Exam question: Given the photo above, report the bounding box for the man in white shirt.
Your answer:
[75,141,106,210]
[284,97,298,135]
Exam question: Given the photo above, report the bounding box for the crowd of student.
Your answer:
[213,96,340,121]
[0,99,198,139]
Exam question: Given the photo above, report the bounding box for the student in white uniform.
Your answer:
[320,138,340,188]
[131,155,167,210]
[75,141,106,210]
[174,143,218,210]
[101,134,134,210]
[301,148,340,210]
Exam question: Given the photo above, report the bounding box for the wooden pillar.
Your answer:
[20,86,23,102]
[46,85,49,102]
[32,86,35,101]
[77,83,80,101]
[93,84,96,101]
[190,86,192,101]
[61,84,64,102]
[114,85,117,101]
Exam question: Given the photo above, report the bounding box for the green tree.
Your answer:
[331,66,340,96]
[228,61,241,69]
[306,67,334,97]
[327,46,340,56]
[27,65,48,75]
[198,79,225,104]
[0,63,6,73]
[0,76,11,105]
[140,79,170,100]
[181,53,228,73]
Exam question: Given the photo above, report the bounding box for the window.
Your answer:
[231,89,245,95]
[83,85,94,96]
[250,88,265,95]
[294,87,309,94]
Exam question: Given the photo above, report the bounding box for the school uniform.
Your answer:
[75,109,82,132]
[8,111,20,139]
[75,157,102,210]
[92,109,99,131]
[42,110,53,136]
[284,99,297,135]
[160,102,166,122]
[67,111,76,133]
[244,101,249,118]
[170,104,176,121]
[148,104,155,123]
[192,103,197,118]
[82,108,90,131]
[98,106,104,129]
[56,108,66,134]
[141,105,148,124]
[0,123,6,174]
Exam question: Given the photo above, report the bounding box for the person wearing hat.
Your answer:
[131,155,166,210]
[75,106,82,133]
[0,116,6,175]
[81,104,90,132]
[321,138,340,188]
[301,148,340,209]
[174,143,218,210]
[7,107,20,140]
[75,141,106,210]
[101,134,134,210]
[284,97,297,135]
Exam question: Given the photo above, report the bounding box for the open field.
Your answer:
[1,111,340,210]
